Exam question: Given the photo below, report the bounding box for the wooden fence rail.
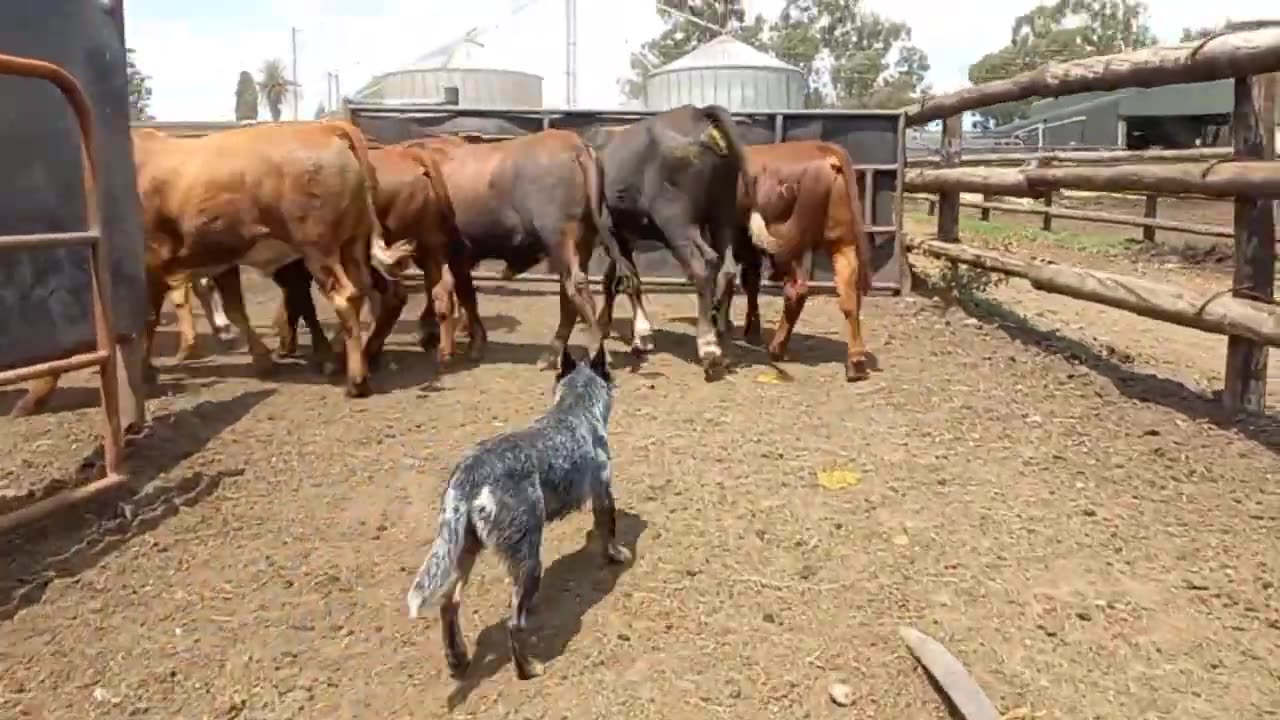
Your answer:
[903,193,1235,239]
[899,26,1278,414]
[907,147,1235,167]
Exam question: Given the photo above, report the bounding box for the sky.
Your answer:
[125,0,1279,121]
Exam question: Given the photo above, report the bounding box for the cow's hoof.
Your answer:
[466,343,487,362]
[250,357,275,378]
[437,350,454,366]
[845,358,870,382]
[744,329,764,347]
[9,399,39,418]
[605,543,632,565]
[173,345,197,364]
[632,334,656,354]
[346,378,373,398]
[515,659,545,681]
[418,334,440,353]
[536,351,560,371]
[766,346,786,363]
[446,655,471,680]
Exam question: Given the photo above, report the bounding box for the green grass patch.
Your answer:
[905,209,1132,255]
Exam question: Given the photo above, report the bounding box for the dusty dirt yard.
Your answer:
[1,250,1278,719]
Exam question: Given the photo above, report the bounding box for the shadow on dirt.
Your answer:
[445,510,648,711]
[0,377,222,417]
[964,295,1279,455]
[0,389,274,622]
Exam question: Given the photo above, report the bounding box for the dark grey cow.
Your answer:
[585,105,748,380]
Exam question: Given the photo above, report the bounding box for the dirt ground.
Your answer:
[1,252,1278,719]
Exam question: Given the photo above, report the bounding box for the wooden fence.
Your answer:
[898,26,1280,415]
[904,146,1280,242]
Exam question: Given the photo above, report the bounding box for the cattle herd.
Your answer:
[10,103,874,417]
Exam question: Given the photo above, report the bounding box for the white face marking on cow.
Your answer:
[240,239,301,275]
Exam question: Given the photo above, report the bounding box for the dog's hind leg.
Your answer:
[592,466,632,565]
[503,530,545,680]
[440,535,481,679]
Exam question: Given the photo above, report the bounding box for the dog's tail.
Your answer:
[406,487,469,619]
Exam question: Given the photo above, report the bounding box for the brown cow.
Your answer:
[398,130,639,368]
[270,142,460,365]
[717,140,872,381]
[12,121,396,417]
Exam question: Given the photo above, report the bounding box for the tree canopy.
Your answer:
[235,70,259,121]
[126,48,153,121]
[622,0,930,110]
[257,58,294,122]
[966,0,1157,128]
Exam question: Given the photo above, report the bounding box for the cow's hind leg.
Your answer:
[310,244,373,397]
[539,226,602,370]
[450,249,487,361]
[831,244,869,381]
[11,375,60,418]
[740,246,764,347]
[166,281,199,364]
[650,209,723,378]
[440,533,482,678]
[363,269,408,373]
[274,261,334,372]
[211,268,275,377]
[192,278,234,345]
[766,249,813,363]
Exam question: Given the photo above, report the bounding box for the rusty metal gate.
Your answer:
[346,104,907,294]
[0,0,148,530]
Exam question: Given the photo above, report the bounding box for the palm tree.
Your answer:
[257,58,294,121]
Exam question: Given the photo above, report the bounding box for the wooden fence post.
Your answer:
[937,115,962,242]
[980,193,992,222]
[1223,74,1277,415]
[1142,194,1158,243]
[1042,191,1054,232]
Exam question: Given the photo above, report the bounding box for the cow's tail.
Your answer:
[406,485,470,619]
[699,104,748,171]
[324,121,407,272]
[826,145,873,295]
[580,145,638,292]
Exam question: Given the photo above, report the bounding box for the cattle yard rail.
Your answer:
[904,146,1280,243]
[343,104,909,294]
[0,53,125,533]
[897,26,1280,415]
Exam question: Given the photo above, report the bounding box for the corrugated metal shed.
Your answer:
[1118,80,1232,117]
[644,35,806,111]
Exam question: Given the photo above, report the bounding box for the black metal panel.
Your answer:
[354,112,544,143]
[347,105,903,291]
[0,0,146,371]
[780,114,901,166]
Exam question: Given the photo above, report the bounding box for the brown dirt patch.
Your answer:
[1,270,1278,719]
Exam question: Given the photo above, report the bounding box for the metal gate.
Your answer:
[0,0,148,530]
[346,104,907,294]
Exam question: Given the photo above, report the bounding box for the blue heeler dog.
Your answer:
[405,343,631,680]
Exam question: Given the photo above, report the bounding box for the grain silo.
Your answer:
[644,35,806,112]
[351,29,543,108]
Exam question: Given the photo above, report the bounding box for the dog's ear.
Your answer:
[589,343,611,382]
[556,345,577,383]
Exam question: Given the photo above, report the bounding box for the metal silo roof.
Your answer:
[651,35,801,74]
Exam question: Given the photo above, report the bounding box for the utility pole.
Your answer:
[564,0,577,108]
[290,26,299,120]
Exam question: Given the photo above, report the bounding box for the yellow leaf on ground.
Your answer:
[817,467,862,490]
[756,371,784,384]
